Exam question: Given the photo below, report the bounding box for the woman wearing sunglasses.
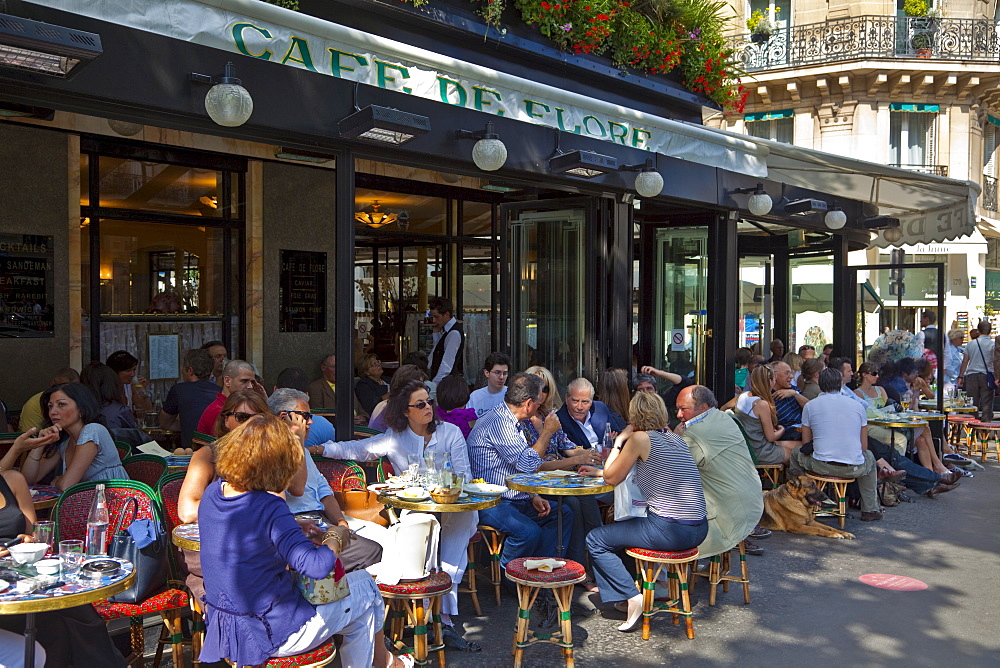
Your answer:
[313,379,476,635]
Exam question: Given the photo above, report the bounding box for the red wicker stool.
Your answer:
[689,541,750,606]
[805,473,851,529]
[504,557,586,668]
[625,547,700,641]
[947,415,977,454]
[224,636,337,667]
[477,525,506,605]
[969,421,1000,462]
[459,532,483,616]
[379,571,451,667]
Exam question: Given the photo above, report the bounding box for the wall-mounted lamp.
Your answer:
[340,105,430,145]
[824,207,847,230]
[733,183,773,216]
[189,62,253,127]
[0,13,102,77]
[107,119,142,136]
[550,149,619,178]
[882,227,903,244]
[456,122,507,171]
[620,158,663,198]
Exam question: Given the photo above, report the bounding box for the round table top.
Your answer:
[897,411,946,422]
[506,472,614,496]
[868,417,930,429]
[377,493,500,513]
[172,523,200,552]
[946,406,978,413]
[0,557,135,614]
[30,486,60,511]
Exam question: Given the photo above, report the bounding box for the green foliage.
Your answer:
[262,0,301,10]
[903,0,929,18]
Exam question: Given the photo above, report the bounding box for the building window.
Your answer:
[984,122,998,213]
[748,0,790,29]
[745,110,793,144]
[889,107,937,170]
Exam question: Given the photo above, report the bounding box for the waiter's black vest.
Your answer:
[430,321,464,378]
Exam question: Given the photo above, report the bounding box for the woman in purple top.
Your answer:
[198,414,406,667]
[434,374,477,438]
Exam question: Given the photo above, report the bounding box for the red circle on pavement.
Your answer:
[859,574,928,591]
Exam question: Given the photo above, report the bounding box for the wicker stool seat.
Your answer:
[970,421,1000,461]
[380,572,450,667]
[948,415,978,454]
[625,547,700,641]
[804,473,851,529]
[689,541,751,606]
[224,637,337,667]
[477,525,506,605]
[755,464,784,489]
[505,558,586,668]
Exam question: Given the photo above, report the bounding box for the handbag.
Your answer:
[974,340,996,390]
[107,497,169,603]
[293,558,349,605]
[613,465,647,521]
[334,488,392,527]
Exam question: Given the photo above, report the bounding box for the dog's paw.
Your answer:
[839,532,856,539]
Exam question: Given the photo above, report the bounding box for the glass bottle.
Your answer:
[85,484,110,556]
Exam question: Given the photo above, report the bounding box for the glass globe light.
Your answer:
[883,227,903,244]
[107,119,143,136]
[747,192,773,216]
[472,137,507,171]
[634,170,663,198]
[205,82,253,127]
[825,208,847,230]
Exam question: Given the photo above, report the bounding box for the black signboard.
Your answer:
[0,234,54,337]
[279,249,327,333]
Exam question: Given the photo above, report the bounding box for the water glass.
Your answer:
[33,521,54,556]
[59,540,84,578]
[406,453,420,480]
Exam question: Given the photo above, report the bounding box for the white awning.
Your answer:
[698,126,980,248]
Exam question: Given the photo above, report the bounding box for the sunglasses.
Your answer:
[867,371,880,376]
[283,409,313,421]
[223,411,257,423]
[408,399,435,409]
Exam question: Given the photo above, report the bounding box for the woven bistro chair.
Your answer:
[54,480,188,668]
[123,453,168,489]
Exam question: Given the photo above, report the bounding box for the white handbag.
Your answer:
[613,466,647,521]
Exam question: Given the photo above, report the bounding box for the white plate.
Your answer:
[397,492,430,501]
[0,579,8,593]
[463,483,507,497]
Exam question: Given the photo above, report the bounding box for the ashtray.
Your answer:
[79,559,121,580]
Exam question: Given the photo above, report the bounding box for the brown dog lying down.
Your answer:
[760,475,856,539]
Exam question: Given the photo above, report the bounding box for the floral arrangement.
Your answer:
[902,0,928,17]
[866,329,924,366]
[745,6,777,35]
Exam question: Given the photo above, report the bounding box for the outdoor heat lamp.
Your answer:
[734,183,773,216]
[0,13,102,77]
[189,62,253,127]
[339,104,430,145]
[549,150,619,178]
[783,198,828,216]
[456,121,507,171]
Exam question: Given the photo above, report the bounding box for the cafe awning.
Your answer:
[699,125,980,248]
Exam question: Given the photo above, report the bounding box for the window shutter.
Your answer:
[985,124,997,177]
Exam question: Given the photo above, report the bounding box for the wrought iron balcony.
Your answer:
[887,163,949,177]
[983,175,998,213]
[728,15,1000,72]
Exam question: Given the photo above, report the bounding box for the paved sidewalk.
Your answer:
[145,463,999,666]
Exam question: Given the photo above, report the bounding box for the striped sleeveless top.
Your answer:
[633,430,707,524]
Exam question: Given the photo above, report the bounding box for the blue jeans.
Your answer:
[478,497,573,567]
[586,513,708,603]
[888,453,940,495]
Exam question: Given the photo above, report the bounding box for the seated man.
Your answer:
[159,349,220,447]
[468,373,574,565]
[18,367,79,433]
[196,360,261,436]
[675,385,765,556]
[273,367,335,448]
[770,361,808,440]
[556,378,626,450]
[789,368,882,521]
[267,388,382,573]
[467,352,511,418]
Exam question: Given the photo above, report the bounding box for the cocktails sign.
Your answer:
[0,234,54,338]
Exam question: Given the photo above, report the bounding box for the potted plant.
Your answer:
[746,7,778,43]
[904,0,939,56]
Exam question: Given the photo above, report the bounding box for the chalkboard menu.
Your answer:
[0,233,54,337]
[279,249,326,333]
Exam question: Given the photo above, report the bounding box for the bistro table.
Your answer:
[377,492,500,514]
[0,556,135,667]
[29,485,61,512]
[868,414,930,458]
[506,472,614,558]
[172,523,200,552]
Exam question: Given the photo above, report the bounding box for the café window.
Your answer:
[744,110,793,144]
[80,139,245,397]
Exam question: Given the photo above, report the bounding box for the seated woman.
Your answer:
[81,362,138,430]
[434,374,477,438]
[105,350,152,413]
[355,354,390,418]
[2,383,128,489]
[313,380,474,628]
[198,414,403,668]
[581,392,707,632]
[856,362,952,475]
[732,366,799,464]
[797,358,825,400]
[0,465,124,666]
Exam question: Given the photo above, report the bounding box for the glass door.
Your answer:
[504,201,590,390]
[653,228,708,384]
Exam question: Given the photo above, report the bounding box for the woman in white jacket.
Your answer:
[312,379,476,625]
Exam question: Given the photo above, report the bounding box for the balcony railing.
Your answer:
[888,163,949,177]
[728,15,1000,72]
[984,175,998,213]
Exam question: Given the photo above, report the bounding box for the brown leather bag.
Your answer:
[334,489,392,527]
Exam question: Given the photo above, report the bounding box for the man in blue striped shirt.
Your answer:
[770,361,808,440]
[468,372,580,565]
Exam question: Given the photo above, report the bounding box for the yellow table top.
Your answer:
[505,473,614,496]
[377,493,500,513]
[0,561,135,614]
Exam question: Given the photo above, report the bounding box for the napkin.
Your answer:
[136,441,174,458]
[540,470,575,477]
[523,558,566,572]
[126,519,158,549]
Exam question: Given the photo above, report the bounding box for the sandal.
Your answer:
[579,578,600,593]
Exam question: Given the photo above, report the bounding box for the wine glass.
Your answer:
[900,390,911,412]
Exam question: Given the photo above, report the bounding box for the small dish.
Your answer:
[8,543,48,565]
[398,487,429,501]
[463,482,507,497]
[35,559,60,576]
